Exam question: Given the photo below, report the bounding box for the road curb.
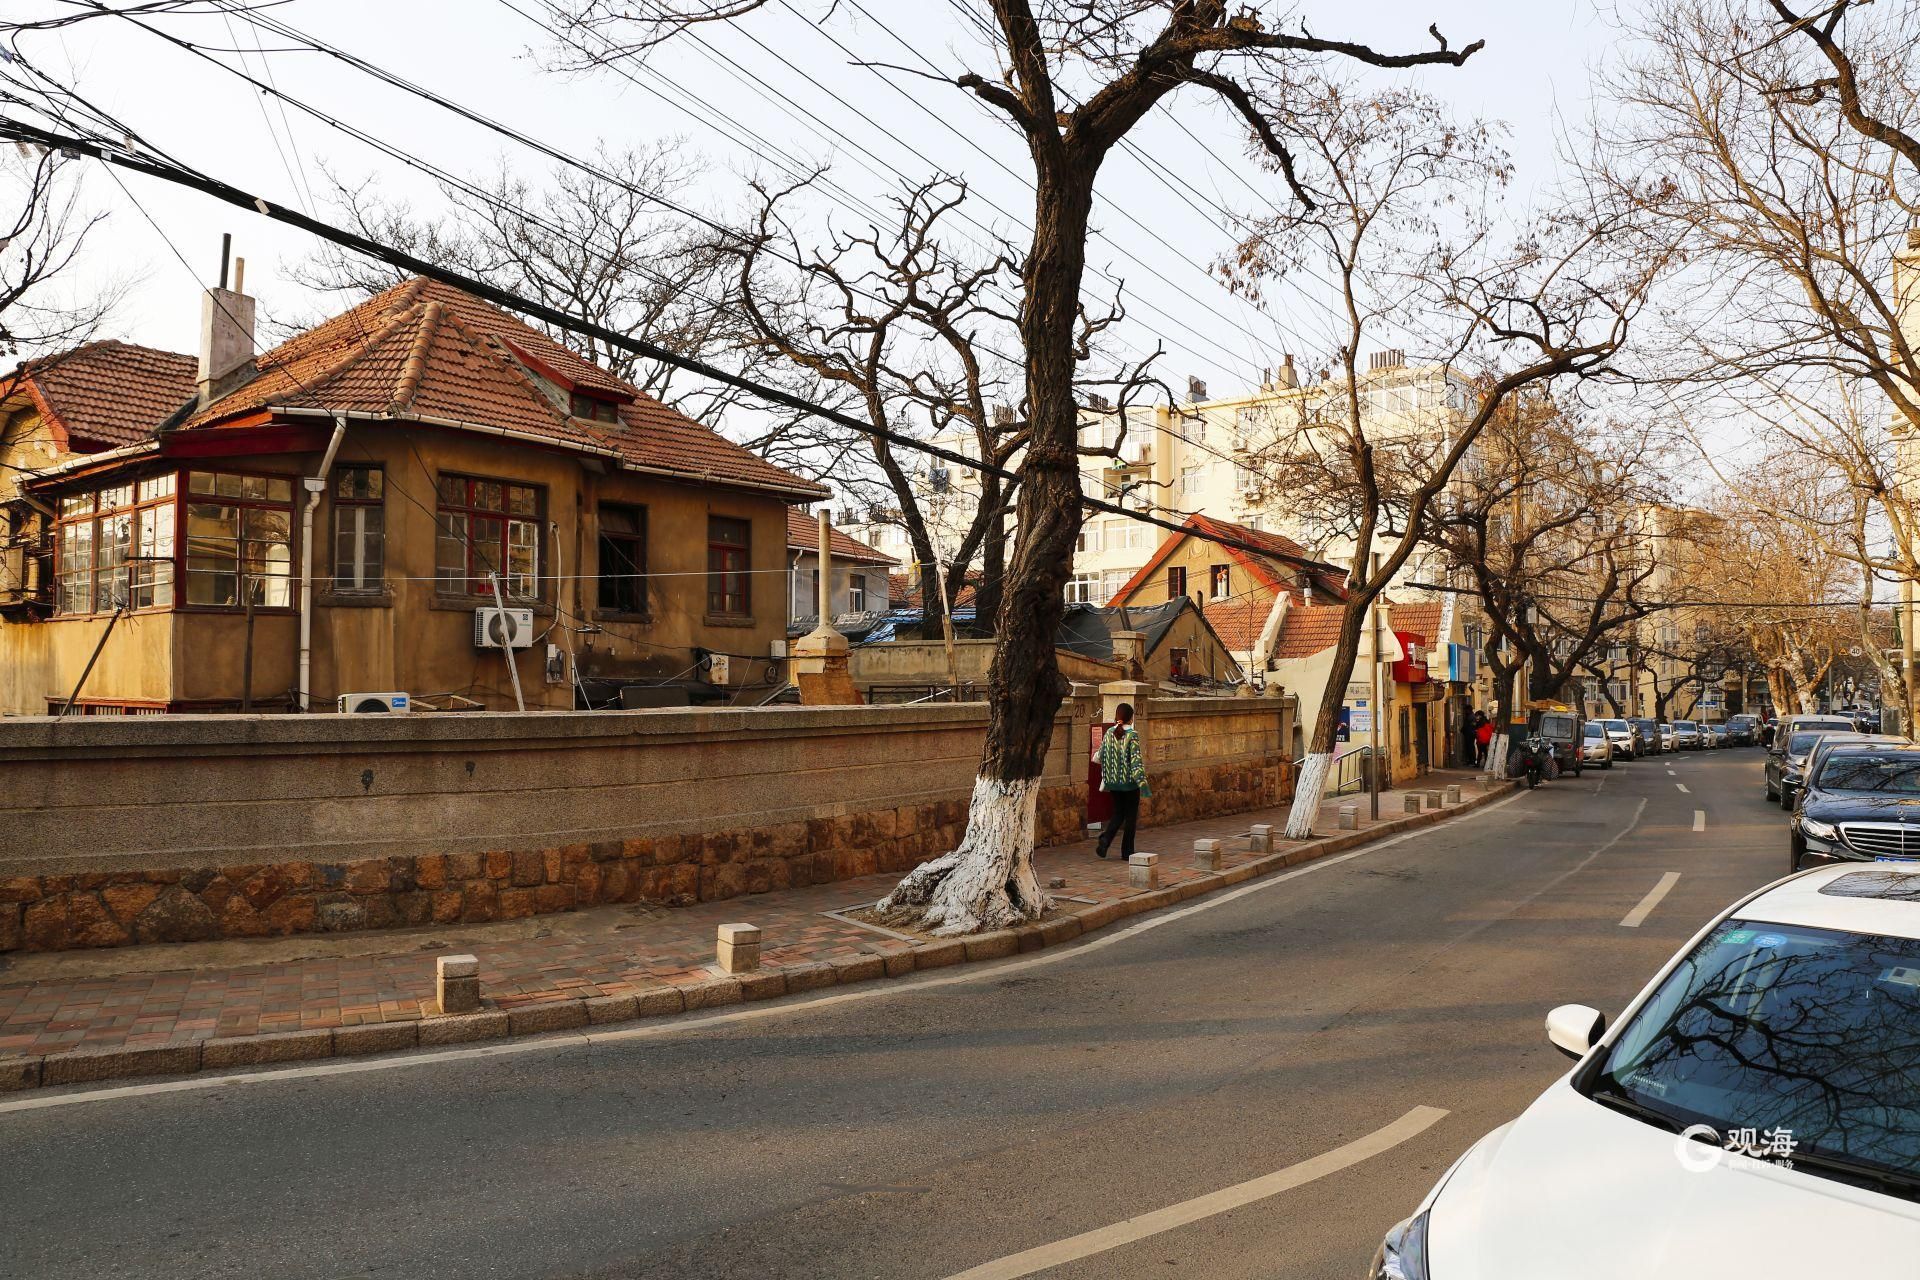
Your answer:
[1,780,1518,1094]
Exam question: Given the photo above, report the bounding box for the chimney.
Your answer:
[1279,354,1298,389]
[1187,375,1207,402]
[198,235,257,406]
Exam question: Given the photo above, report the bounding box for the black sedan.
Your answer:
[1790,744,1920,870]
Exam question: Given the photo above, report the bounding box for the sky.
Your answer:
[10,1,1621,420]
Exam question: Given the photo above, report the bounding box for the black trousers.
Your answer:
[1097,788,1140,860]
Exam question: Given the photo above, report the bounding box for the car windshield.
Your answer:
[1586,918,1920,1195]
[1786,731,1829,756]
[1814,753,1920,794]
[1605,720,1629,732]
[1675,720,1698,731]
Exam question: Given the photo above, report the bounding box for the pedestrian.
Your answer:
[1094,703,1149,861]
[1474,712,1494,767]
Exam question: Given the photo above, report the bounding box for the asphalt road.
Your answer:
[0,747,1790,1280]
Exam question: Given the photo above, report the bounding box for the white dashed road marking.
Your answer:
[939,1106,1451,1280]
[1693,810,1706,832]
[1676,783,1690,794]
[1621,871,1682,927]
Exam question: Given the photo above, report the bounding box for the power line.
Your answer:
[26,4,1327,518]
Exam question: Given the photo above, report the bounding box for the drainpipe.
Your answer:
[298,414,347,711]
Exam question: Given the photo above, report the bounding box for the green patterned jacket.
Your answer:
[1098,725,1147,792]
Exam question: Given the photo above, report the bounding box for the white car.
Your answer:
[1371,864,1920,1278]
[1598,718,1635,760]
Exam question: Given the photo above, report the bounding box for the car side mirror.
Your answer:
[1546,1004,1607,1060]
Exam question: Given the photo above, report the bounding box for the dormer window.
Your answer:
[570,392,620,424]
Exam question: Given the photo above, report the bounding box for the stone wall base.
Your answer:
[0,757,1293,953]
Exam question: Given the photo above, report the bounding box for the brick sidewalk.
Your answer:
[0,768,1494,1073]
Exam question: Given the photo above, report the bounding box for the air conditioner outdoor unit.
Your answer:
[337,692,410,714]
[473,606,535,649]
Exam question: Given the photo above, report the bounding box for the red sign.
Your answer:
[1391,631,1430,684]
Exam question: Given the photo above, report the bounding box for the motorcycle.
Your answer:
[1513,734,1554,789]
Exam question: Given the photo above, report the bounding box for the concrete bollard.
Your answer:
[716,922,762,974]
[1404,793,1423,815]
[1445,784,1462,805]
[1248,823,1273,854]
[1047,876,1067,890]
[1339,803,1359,830]
[1425,789,1444,810]
[436,954,481,1016]
[1086,822,1103,839]
[1193,838,1223,872]
[1128,852,1160,890]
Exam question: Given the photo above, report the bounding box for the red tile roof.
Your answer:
[1270,603,1352,659]
[785,509,897,565]
[1108,512,1349,607]
[14,341,196,448]
[890,571,979,610]
[1389,601,1443,643]
[185,278,827,500]
[1202,596,1277,653]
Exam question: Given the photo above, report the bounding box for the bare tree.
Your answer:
[721,174,1028,633]
[1,145,120,379]
[1594,0,1920,727]
[1220,76,1654,834]
[552,1,1492,932]
[1423,394,1667,773]
[1699,467,1858,716]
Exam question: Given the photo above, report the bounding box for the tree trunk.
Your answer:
[1488,666,1516,779]
[878,156,1095,933]
[973,500,1008,636]
[1281,604,1370,839]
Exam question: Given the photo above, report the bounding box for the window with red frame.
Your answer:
[435,474,542,599]
[707,516,751,617]
[53,474,179,615]
[1166,565,1187,599]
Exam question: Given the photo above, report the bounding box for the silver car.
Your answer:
[1580,721,1614,768]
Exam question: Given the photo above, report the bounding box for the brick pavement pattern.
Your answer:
[0,769,1497,1076]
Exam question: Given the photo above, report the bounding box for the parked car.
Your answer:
[1598,718,1635,761]
[1705,723,1727,748]
[1581,721,1615,769]
[1535,710,1586,777]
[1790,742,1920,869]
[1659,722,1676,751]
[1766,715,1860,806]
[1723,714,1758,747]
[1630,717,1662,754]
[1370,864,1920,1280]
[1797,733,1908,805]
[1672,719,1704,749]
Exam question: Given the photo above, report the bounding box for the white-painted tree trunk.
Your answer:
[876,774,1049,935]
[1282,750,1333,839]
[1486,732,1509,780]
